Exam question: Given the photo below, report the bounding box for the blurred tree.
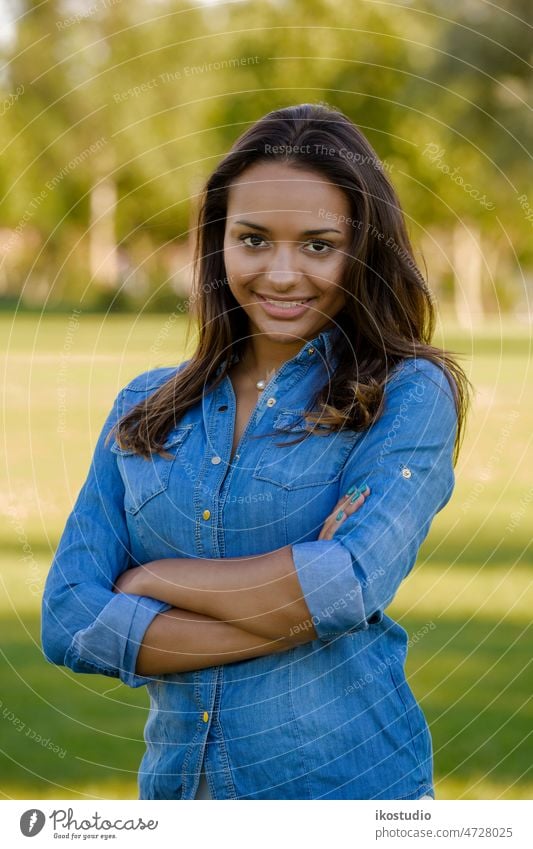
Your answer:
[405,0,532,325]
[0,0,530,317]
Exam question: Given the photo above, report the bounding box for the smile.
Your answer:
[253,292,316,314]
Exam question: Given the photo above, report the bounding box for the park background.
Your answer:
[0,0,531,799]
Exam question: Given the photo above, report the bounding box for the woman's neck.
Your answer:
[240,336,304,377]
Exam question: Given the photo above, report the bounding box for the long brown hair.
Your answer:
[109,102,470,463]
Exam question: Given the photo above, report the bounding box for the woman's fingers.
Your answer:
[318,485,370,540]
[318,484,370,541]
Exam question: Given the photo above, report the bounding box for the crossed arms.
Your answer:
[41,359,457,687]
[114,546,316,676]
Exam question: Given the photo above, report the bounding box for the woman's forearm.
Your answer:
[135,606,297,676]
[115,492,369,644]
[130,545,317,642]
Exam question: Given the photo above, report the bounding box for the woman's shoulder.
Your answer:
[386,355,457,405]
[121,359,192,396]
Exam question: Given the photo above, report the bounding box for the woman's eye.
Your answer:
[240,234,333,253]
[240,234,267,248]
[306,240,333,253]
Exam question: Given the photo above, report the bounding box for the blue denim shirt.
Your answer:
[41,325,457,800]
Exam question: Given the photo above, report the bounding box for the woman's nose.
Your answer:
[264,244,302,284]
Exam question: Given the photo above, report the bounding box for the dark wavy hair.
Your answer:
[109,102,470,463]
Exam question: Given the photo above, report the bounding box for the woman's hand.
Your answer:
[318,483,370,541]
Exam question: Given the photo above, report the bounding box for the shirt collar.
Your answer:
[215,324,342,376]
[294,324,341,367]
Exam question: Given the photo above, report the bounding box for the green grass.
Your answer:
[1,313,531,799]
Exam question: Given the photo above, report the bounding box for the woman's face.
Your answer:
[223,160,351,347]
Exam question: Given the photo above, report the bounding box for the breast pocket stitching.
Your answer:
[110,424,195,515]
[252,409,359,490]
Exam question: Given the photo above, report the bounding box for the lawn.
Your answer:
[1,312,531,799]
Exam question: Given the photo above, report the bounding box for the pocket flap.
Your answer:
[272,409,334,436]
[110,424,195,513]
[254,410,357,489]
[110,424,194,456]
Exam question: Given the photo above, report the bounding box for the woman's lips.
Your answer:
[253,292,316,318]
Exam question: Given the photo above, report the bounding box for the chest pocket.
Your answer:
[110,424,195,515]
[252,409,359,490]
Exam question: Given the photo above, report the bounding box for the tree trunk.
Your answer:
[452,222,485,328]
[89,155,118,291]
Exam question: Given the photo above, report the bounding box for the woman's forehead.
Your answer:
[225,162,351,227]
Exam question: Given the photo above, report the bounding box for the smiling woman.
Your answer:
[41,102,470,801]
[223,160,350,354]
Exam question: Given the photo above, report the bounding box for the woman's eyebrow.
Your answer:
[232,218,342,235]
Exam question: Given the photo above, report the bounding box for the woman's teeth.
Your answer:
[262,297,310,309]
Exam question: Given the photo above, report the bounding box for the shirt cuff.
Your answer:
[291,540,368,640]
[64,592,173,687]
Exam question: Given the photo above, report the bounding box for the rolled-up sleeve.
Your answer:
[41,386,172,687]
[291,358,458,641]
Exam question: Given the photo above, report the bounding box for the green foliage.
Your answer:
[0,1,530,312]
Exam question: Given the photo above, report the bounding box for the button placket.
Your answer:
[197,390,236,550]
[214,352,316,511]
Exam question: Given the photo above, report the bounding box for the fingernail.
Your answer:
[345,485,357,496]
[350,492,361,503]
[336,510,344,521]
[359,481,369,492]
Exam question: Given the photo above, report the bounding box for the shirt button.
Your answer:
[211,455,222,464]
[308,347,315,354]
[202,509,211,520]
[401,467,412,479]
[202,711,209,722]
[266,397,276,407]
[218,405,228,412]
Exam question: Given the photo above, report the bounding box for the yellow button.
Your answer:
[202,711,209,722]
[308,347,315,354]
[202,509,211,520]
[266,397,276,407]
[401,467,412,479]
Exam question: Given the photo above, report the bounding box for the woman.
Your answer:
[41,102,469,800]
